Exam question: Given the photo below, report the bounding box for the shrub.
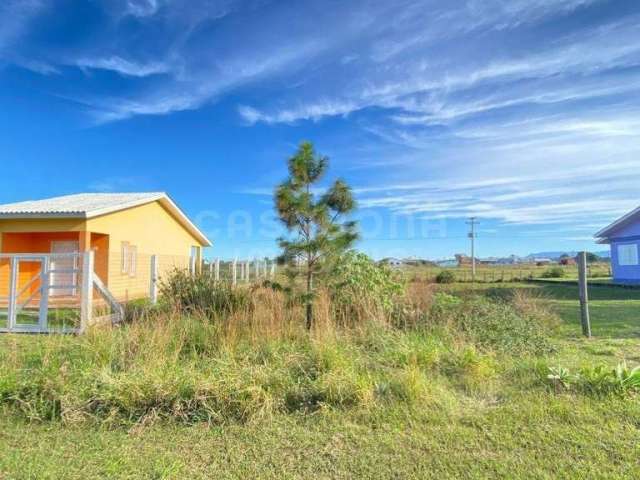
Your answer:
[435,270,456,284]
[541,267,565,279]
[329,251,404,319]
[546,362,640,396]
[426,294,555,356]
[159,270,251,318]
[122,298,161,323]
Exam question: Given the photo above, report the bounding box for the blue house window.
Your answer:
[618,244,638,266]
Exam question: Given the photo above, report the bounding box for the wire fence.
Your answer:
[393,263,612,283]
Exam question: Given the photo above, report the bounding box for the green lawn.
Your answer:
[0,282,639,479]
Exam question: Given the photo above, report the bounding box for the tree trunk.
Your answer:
[305,268,313,330]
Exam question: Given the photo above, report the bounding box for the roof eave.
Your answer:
[595,205,640,239]
[157,195,212,247]
[0,212,87,219]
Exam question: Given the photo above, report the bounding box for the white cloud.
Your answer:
[76,56,171,77]
[238,99,359,125]
[125,0,161,17]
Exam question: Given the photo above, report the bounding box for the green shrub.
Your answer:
[330,251,404,315]
[546,362,640,396]
[159,270,251,318]
[540,267,565,278]
[435,270,456,284]
[122,298,162,323]
[427,295,555,356]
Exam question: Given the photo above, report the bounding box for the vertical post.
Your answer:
[7,257,18,331]
[232,259,237,286]
[215,258,220,281]
[578,251,592,338]
[467,217,478,282]
[39,256,50,331]
[254,258,259,281]
[271,259,276,279]
[150,254,158,304]
[80,250,94,333]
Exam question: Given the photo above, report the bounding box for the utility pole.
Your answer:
[466,217,478,282]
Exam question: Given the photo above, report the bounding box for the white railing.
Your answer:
[0,251,124,334]
[203,258,277,285]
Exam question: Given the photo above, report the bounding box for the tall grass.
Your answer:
[0,272,564,425]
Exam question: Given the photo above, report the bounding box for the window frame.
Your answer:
[121,242,138,277]
[121,241,130,274]
[617,243,639,266]
[128,245,137,277]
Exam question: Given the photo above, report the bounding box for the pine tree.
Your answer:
[275,141,358,329]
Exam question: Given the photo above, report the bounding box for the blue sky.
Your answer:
[1,0,639,260]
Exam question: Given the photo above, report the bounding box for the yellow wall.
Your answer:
[86,201,204,300]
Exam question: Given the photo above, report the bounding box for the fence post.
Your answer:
[271,259,276,279]
[232,259,237,286]
[215,258,220,281]
[150,254,158,304]
[578,251,592,338]
[80,250,94,333]
[7,257,18,330]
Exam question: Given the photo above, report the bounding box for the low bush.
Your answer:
[540,266,565,279]
[160,270,252,318]
[435,270,456,284]
[426,293,556,356]
[329,252,404,322]
[547,363,640,396]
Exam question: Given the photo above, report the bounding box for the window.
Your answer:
[128,245,137,277]
[121,242,138,276]
[121,242,129,274]
[618,244,638,266]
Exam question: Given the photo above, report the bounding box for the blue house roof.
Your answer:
[595,206,640,243]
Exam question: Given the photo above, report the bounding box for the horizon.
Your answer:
[2,0,639,260]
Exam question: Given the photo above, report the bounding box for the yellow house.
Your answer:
[0,192,211,302]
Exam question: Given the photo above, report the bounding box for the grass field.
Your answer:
[397,262,612,283]
[0,280,638,479]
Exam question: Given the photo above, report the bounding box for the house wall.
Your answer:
[604,220,640,284]
[85,201,204,300]
[610,238,640,283]
[0,231,83,299]
[0,201,206,302]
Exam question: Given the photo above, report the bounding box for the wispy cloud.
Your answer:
[124,0,161,18]
[75,56,171,77]
[4,0,640,240]
[0,0,51,72]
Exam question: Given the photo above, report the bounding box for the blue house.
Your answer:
[596,207,640,284]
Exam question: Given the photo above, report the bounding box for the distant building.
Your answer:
[596,207,640,284]
[533,258,553,266]
[454,253,471,266]
[380,257,403,267]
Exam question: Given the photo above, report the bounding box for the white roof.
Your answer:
[0,192,212,246]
